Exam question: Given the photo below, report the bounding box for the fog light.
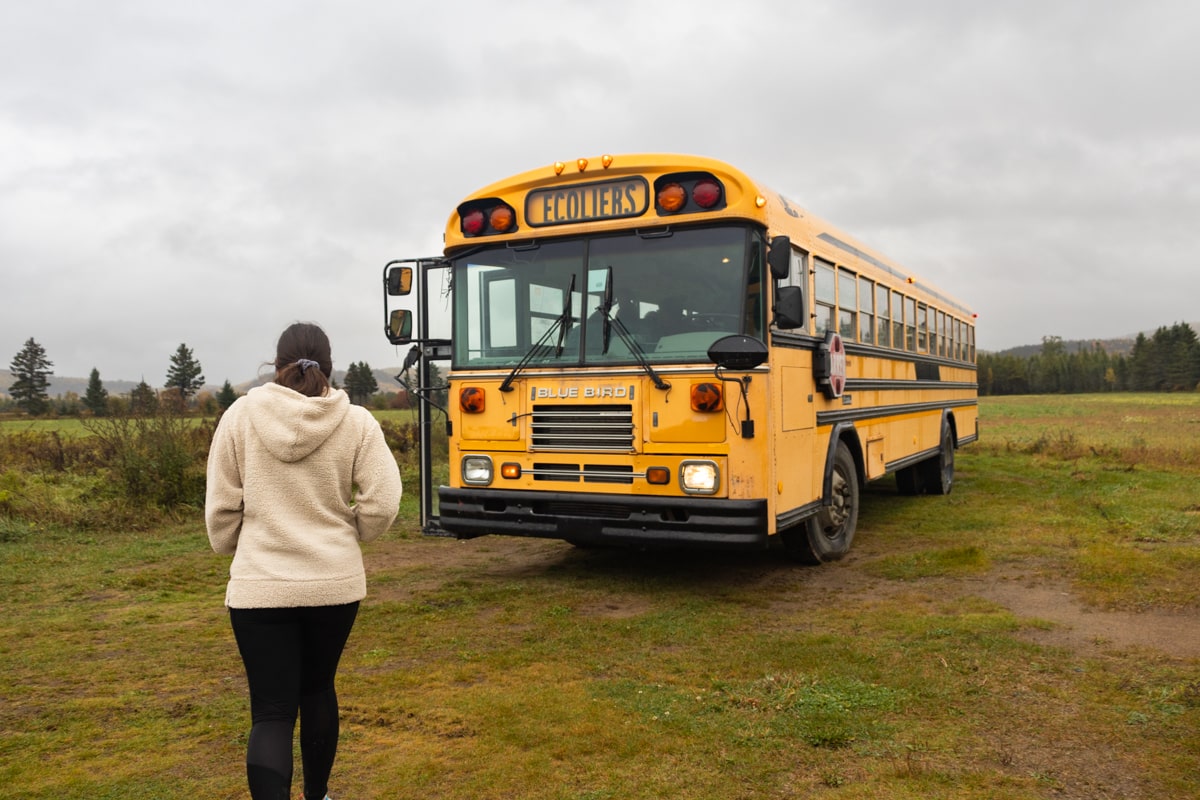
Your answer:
[680,460,719,494]
[462,455,493,485]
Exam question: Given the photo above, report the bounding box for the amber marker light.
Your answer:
[489,205,515,232]
[460,387,485,413]
[755,195,767,208]
[500,463,521,479]
[657,183,686,212]
[554,161,566,175]
[691,382,723,413]
[601,154,614,168]
[646,467,670,485]
[577,158,589,172]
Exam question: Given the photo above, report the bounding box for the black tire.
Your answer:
[783,442,859,564]
[919,417,955,496]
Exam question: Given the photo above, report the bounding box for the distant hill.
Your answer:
[983,322,1200,359]
[0,367,409,400]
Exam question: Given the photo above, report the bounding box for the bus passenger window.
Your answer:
[859,277,875,344]
[876,285,890,347]
[891,291,904,350]
[905,297,916,351]
[814,259,835,336]
[917,303,928,352]
[838,268,857,341]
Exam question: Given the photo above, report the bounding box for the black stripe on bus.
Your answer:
[816,398,978,428]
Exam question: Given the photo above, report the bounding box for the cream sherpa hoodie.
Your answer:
[205,382,403,609]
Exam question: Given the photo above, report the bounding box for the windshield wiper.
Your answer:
[596,275,670,391]
[499,274,575,393]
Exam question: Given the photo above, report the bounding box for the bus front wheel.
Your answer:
[783,442,859,564]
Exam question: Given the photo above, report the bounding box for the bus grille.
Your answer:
[531,404,634,452]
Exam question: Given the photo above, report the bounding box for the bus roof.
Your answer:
[444,153,973,318]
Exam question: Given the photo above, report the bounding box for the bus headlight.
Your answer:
[680,460,719,495]
[462,455,493,486]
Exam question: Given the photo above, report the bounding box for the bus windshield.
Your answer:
[451,225,763,368]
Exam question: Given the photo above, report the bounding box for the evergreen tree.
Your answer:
[165,343,205,404]
[344,361,379,406]
[216,380,239,410]
[130,380,158,415]
[8,337,54,416]
[83,367,109,416]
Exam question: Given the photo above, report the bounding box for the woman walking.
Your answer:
[205,322,403,800]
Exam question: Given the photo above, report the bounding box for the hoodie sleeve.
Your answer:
[352,414,403,543]
[204,410,245,555]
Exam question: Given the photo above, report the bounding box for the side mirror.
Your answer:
[387,309,413,345]
[773,285,805,330]
[707,334,768,371]
[767,235,791,280]
[386,265,413,296]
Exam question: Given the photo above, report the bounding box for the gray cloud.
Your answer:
[3,0,1199,387]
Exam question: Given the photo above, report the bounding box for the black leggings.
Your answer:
[229,602,359,800]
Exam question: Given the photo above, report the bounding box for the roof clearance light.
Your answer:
[489,205,515,232]
[657,183,686,212]
[460,387,485,413]
[462,209,486,236]
[577,158,589,172]
[692,179,723,209]
[601,154,614,168]
[554,161,566,175]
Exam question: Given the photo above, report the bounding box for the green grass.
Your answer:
[2,394,1200,798]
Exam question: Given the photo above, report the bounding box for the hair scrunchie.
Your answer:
[294,358,320,374]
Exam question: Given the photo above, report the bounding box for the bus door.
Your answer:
[384,257,452,535]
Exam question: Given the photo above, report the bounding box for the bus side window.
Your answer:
[905,297,917,351]
[859,277,875,344]
[891,290,904,349]
[917,303,928,352]
[877,285,891,347]
[838,268,857,341]
[814,258,836,336]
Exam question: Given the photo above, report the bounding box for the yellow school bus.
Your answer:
[384,153,977,562]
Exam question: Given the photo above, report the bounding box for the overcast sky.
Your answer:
[3,0,1198,387]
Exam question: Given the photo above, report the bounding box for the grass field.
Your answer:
[2,394,1199,799]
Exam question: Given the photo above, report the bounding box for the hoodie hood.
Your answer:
[243,382,351,463]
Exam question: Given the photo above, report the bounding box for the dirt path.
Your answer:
[372,534,1200,659]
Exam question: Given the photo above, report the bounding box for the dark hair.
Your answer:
[273,322,333,397]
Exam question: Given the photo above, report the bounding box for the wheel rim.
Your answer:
[819,466,852,538]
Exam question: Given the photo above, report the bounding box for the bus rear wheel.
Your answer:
[919,418,955,496]
[783,442,859,564]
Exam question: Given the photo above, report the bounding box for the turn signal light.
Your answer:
[460,387,485,413]
[646,467,670,485]
[690,382,723,412]
[500,463,521,479]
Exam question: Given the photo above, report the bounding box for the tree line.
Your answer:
[4,338,399,416]
[980,323,1200,395]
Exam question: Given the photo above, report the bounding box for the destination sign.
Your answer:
[526,178,649,227]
